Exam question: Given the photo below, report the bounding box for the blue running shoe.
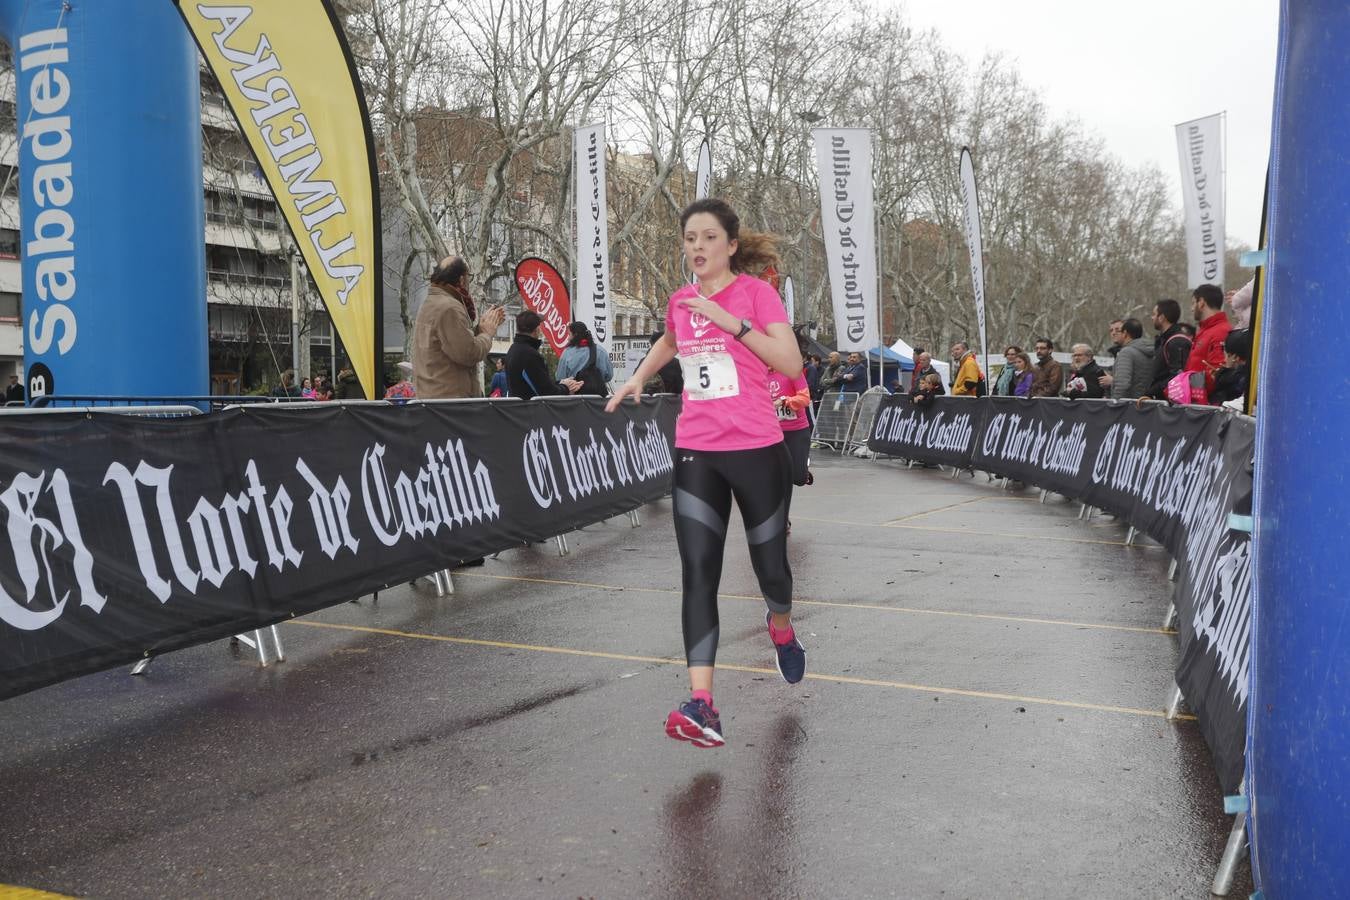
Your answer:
[767,611,806,684]
[665,698,725,748]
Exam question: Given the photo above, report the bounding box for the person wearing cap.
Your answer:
[384,361,417,402]
[412,256,505,399]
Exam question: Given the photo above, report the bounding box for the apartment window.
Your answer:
[0,228,18,259]
[0,292,20,323]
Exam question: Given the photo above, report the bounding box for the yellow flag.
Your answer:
[178,2,381,399]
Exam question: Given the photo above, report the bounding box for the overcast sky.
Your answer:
[897,0,1279,247]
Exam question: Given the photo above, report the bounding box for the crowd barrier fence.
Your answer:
[0,395,678,700]
[868,393,1255,894]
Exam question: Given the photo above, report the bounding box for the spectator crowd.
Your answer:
[265,261,1255,419]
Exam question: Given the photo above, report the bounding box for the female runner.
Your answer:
[769,363,813,535]
[606,198,805,748]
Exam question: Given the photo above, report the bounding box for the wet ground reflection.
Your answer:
[660,713,807,897]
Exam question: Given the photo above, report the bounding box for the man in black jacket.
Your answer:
[1065,344,1106,399]
[507,311,579,400]
[1143,298,1193,400]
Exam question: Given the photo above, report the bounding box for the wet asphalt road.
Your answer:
[0,456,1251,899]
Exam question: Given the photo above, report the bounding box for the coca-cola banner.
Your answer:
[514,257,573,356]
[0,398,677,700]
[870,395,1253,792]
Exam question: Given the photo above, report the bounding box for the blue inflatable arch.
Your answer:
[0,0,206,402]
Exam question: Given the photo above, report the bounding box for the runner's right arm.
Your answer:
[606,331,677,411]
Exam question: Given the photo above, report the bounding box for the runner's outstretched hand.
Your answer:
[605,377,644,412]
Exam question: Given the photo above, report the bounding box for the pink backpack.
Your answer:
[1166,370,1208,405]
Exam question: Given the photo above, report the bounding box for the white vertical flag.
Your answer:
[813,128,878,352]
[695,140,712,200]
[1175,113,1225,288]
[958,147,989,381]
[574,122,612,349]
[782,275,796,324]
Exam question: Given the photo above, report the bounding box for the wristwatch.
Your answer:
[733,318,752,341]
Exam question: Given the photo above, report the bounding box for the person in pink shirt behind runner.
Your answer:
[768,365,813,534]
[606,198,806,749]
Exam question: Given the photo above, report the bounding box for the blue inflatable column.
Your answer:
[1248,0,1350,893]
[0,0,206,402]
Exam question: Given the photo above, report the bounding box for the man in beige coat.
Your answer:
[413,256,506,399]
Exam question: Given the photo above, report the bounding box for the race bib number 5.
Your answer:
[680,351,740,401]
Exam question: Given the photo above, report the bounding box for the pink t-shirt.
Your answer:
[768,371,811,432]
[665,274,789,451]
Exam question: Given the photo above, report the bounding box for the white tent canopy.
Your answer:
[890,338,951,387]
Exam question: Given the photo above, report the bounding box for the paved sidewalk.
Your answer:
[0,456,1248,898]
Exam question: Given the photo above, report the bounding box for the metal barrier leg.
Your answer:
[1125,526,1137,545]
[1165,682,1185,719]
[1039,489,1048,504]
[1078,502,1088,519]
[1168,557,1179,581]
[130,657,152,676]
[1162,601,1177,630]
[442,569,455,595]
[628,509,641,528]
[269,625,286,663]
[1211,808,1248,896]
[556,534,570,556]
[430,570,447,597]
[233,630,270,666]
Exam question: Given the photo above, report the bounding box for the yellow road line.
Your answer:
[791,514,1162,549]
[0,887,75,899]
[291,620,1195,721]
[882,496,988,524]
[455,572,1176,636]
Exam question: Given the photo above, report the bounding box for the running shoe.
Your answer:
[767,611,806,684]
[665,698,725,748]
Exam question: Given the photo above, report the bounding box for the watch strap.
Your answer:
[734,319,752,341]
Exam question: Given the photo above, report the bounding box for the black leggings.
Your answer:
[782,426,812,486]
[673,443,793,667]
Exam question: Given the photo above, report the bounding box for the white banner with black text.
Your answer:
[0,399,677,700]
[574,122,613,349]
[813,128,879,352]
[1175,113,1226,288]
[959,148,990,377]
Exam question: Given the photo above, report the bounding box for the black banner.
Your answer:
[870,396,1253,792]
[0,398,677,700]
